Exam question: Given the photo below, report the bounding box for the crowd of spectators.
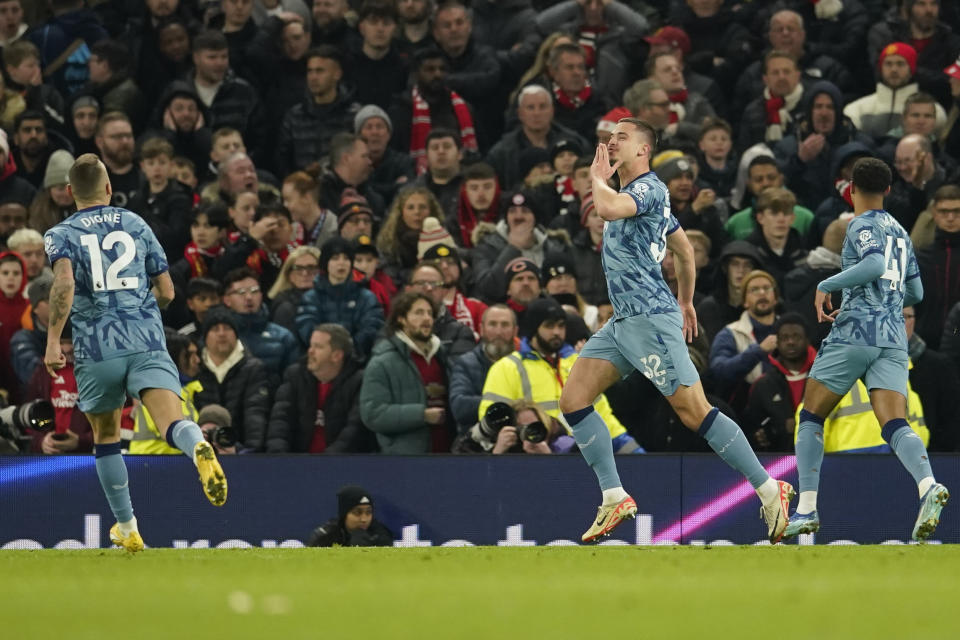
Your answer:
[2,0,960,456]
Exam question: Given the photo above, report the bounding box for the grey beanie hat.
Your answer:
[43,150,75,189]
[354,105,392,134]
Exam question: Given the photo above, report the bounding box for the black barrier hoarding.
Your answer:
[1,454,957,548]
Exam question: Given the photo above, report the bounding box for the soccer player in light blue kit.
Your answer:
[559,119,794,543]
[783,157,948,541]
[42,154,227,553]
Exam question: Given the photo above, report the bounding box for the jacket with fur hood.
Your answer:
[469,220,571,303]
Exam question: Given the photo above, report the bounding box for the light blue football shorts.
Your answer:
[579,311,700,396]
[75,350,182,414]
[808,341,909,398]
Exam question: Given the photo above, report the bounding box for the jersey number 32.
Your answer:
[80,231,139,291]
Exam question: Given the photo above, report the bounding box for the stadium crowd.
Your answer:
[1,0,959,456]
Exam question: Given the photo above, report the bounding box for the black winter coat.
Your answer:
[266,358,375,453]
[195,352,272,451]
[276,89,360,178]
[916,229,960,349]
[306,518,394,547]
[909,338,960,453]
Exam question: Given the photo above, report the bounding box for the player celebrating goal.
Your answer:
[559,118,794,544]
[43,154,227,553]
[784,157,948,541]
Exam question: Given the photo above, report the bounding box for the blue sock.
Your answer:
[165,420,205,459]
[698,408,770,489]
[882,419,933,485]
[94,442,134,523]
[565,406,622,491]
[796,409,826,495]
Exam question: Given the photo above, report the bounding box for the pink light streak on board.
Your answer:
[651,456,798,543]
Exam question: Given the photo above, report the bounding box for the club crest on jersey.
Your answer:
[858,229,878,249]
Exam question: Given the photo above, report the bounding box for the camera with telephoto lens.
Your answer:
[479,402,548,444]
[0,400,55,453]
[204,424,237,449]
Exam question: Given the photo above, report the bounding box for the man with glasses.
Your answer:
[295,237,384,360]
[404,261,475,356]
[916,185,960,349]
[708,270,781,414]
[221,266,300,385]
[94,112,141,208]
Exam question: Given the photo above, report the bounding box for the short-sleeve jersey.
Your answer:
[602,171,681,319]
[43,205,170,361]
[823,209,918,350]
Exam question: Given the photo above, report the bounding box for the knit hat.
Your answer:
[71,95,100,115]
[519,296,566,339]
[656,156,694,184]
[878,42,917,76]
[719,240,760,265]
[550,138,583,162]
[740,269,778,301]
[320,236,355,271]
[354,104,392,134]
[422,242,460,262]
[417,217,455,259]
[337,189,374,227]
[504,256,539,289]
[202,305,239,338]
[643,26,691,56]
[352,234,379,257]
[579,190,595,227]
[563,309,591,346]
[43,150,75,189]
[517,146,551,181]
[27,275,53,307]
[945,54,960,79]
[197,404,232,429]
[596,107,632,135]
[651,149,684,170]
[337,485,373,521]
[541,252,577,287]
[502,189,544,222]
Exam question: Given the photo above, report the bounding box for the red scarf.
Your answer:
[183,241,225,279]
[246,242,297,275]
[766,95,786,125]
[835,178,854,208]
[455,181,500,247]
[410,86,478,176]
[577,26,607,68]
[553,81,592,111]
[668,89,688,124]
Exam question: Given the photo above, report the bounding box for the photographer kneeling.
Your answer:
[452,400,574,454]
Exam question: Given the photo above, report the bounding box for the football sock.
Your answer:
[94,442,134,524]
[165,420,205,462]
[565,406,624,498]
[698,408,770,491]
[882,419,934,498]
[795,409,826,513]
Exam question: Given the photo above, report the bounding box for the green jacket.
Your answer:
[725,205,814,240]
[359,335,450,454]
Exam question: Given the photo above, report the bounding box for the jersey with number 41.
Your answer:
[43,205,169,362]
[825,209,918,350]
[602,171,681,319]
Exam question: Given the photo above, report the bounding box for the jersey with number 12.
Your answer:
[602,171,681,319]
[824,209,919,350]
[43,205,169,362]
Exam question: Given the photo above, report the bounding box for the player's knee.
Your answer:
[559,391,587,415]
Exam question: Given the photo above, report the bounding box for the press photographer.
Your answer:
[452,400,574,454]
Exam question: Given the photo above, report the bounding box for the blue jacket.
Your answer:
[449,342,494,433]
[10,321,45,385]
[232,306,300,384]
[296,277,384,358]
[708,312,776,394]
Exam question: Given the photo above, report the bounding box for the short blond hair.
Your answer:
[68,153,108,202]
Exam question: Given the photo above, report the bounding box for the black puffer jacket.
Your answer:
[470,221,572,303]
[276,88,361,178]
[185,70,266,162]
[306,518,394,547]
[127,178,193,260]
[195,350,272,452]
[266,358,376,453]
[917,229,960,349]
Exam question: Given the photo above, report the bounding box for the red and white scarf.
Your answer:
[668,89,688,124]
[553,81,592,111]
[183,241,225,279]
[764,83,804,142]
[410,86,478,176]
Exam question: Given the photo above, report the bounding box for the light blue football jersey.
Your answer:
[44,205,169,361]
[602,171,681,319]
[823,209,918,350]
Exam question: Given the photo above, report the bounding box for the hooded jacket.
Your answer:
[295,276,384,358]
[470,220,571,303]
[775,81,875,208]
[142,81,213,173]
[195,344,271,451]
[811,141,873,242]
[231,305,301,385]
[0,251,28,390]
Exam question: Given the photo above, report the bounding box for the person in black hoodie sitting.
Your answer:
[267,323,376,453]
[744,186,808,290]
[142,81,213,177]
[306,485,394,547]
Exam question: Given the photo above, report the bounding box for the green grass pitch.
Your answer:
[4,546,959,639]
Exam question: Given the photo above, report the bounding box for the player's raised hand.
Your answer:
[44,342,66,378]
[815,288,839,323]
[679,301,698,343]
[591,143,622,183]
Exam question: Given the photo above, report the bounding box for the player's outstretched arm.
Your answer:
[666,227,698,342]
[45,258,74,376]
[590,144,637,221]
[150,272,175,309]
